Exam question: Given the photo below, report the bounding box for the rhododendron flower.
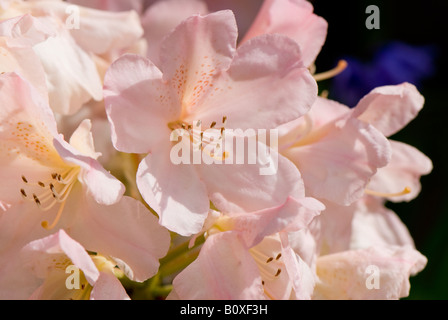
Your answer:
[0,0,144,115]
[168,197,324,300]
[141,0,327,68]
[286,83,431,254]
[1,229,129,300]
[104,10,317,236]
[278,96,391,206]
[241,0,328,67]
[313,245,427,300]
[0,72,170,283]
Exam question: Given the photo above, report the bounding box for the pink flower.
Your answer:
[0,1,144,115]
[278,95,392,206]
[104,10,317,236]
[2,229,130,300]
[0,72,170,283]
[313,245,427,300]
[141,0,327,68]
[168,197,324,300]
[241,0,328,67]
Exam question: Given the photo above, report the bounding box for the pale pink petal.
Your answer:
[315,200,357,255]
[71,8,143,54]
[367,140,433,202]
[187,34,317,131]
[22,230,100,285]
[0,203,51,299]
[221,196,322,248]
[69,119,101,160]
[24,0,144,54]
[141,0,209,67]
[197,138,305,214]
[172,231,264,300]
[283,117,391,205]
[136,143,210,236]
[0,14,56,47]
[350,196,415,249]
[242,0,328,66]
[287,224,319,269]
[278,97,349,151]
[90,271,130,300]
[32,24,103,115]
[280,232,315,300]
[68,195,171,282]
[158,10,237,124]
[314,245,427,300]
[53,137,125,206]
[159,10,236,84]
[0,72,65,205]
[353,83,425,137]
[0,15,51,102]
[104,54,178,154]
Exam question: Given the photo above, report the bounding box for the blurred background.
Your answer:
[203,0,448,299]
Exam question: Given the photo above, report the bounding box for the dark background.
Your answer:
[310,0,448,299]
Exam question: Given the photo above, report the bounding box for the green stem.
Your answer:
[158,234,205,278]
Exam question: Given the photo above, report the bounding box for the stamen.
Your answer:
[275,253,282,260]
[20,189,27,198]
[365,186,411,198]
[33,194,41,207]
[313,60,347,81]
[38,181,45,188]
[41,200,67,230]
[222,116,227,124]
[274,269,281,277]
[266,257,274,263]
[22,175,28,183]
[210,121,216,128]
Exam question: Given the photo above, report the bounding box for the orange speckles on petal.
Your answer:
[0,121,64,166]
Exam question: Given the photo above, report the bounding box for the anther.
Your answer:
[21,175,28,183]
[210,121,216,128]
[222,116,227,124]
[275,269,281,277]
[50,183,58,198]
[364,186,411,198]
[33,194,41,207]
[313,60,347,82]
[266,257,274,263]
[275,253,282,260]
[38,181,45,188]
[196,120,201,127]
[20,189,27,198]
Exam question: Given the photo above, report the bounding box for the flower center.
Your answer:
[250,247,284,285]
[20,166,81,229]
[168,117,229,161]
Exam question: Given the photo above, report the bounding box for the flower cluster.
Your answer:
[0,0,432,300]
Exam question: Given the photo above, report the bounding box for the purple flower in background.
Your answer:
[331,41,437,107]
